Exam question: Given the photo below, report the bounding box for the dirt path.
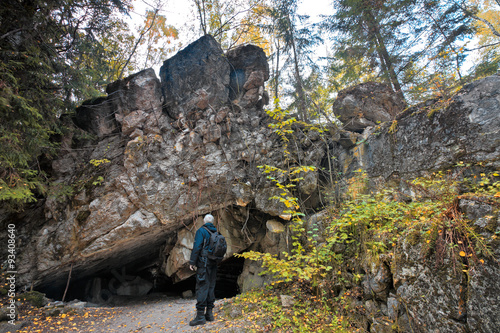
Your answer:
[2,294,248,333]
[91,296,217,333]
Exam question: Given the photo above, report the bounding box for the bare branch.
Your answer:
[212,5,257,39]
[193,0,208,35]
[459,1,500,38]
[465,40,500,51]
[0,28,23,41]
[119,9,159,79]
[471,14,500,38]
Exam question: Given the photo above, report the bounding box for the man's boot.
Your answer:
[189,310,206,326]
[205,308,214,321]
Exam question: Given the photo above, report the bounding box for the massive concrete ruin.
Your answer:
[2,34,500,332]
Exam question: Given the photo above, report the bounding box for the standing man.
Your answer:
[189,214,218,326]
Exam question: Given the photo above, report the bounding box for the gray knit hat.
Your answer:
[204,214,214,224]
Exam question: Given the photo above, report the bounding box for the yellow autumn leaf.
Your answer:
[494,192,500,198]
[459,251,466,257]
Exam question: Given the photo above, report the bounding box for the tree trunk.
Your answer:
[274,39,280,102]
[194,0,208,35]
[374,30,405,102]
[364,9,406,103]
[290,27,308,122]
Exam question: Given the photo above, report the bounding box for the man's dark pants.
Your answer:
[195,261,217,311]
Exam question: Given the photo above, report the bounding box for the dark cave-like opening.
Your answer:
[38,255,245,303]
[215,254,245,298]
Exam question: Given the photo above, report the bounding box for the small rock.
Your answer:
[129,128,144,139]
[0,320,28,333]
[84,302,100,308]
[67,301,87,309]
[182,290,193,299]
[243,71,265,90]
[266,220,285,233]
[45,308,62,317]
[387,296,399,320]
[17,291,49,308]
[194,89,209,110]
[365,299,381,318]
[280,294,295,308]
[44,300,64,308]
[370,317,394,333]
[0,305,16,322]
[229,307,241,318]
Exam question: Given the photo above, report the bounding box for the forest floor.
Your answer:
[0,294,252,333]
[1,281,351,332]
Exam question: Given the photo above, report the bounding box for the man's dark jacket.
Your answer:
[189,222,217,267]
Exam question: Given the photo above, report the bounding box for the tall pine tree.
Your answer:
[0,0,129,209]
[324,0,474,103]
[265,0,322,122]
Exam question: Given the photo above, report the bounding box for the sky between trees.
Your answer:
[125,0,499,114]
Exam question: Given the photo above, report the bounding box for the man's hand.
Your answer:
[189,265,196,271]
